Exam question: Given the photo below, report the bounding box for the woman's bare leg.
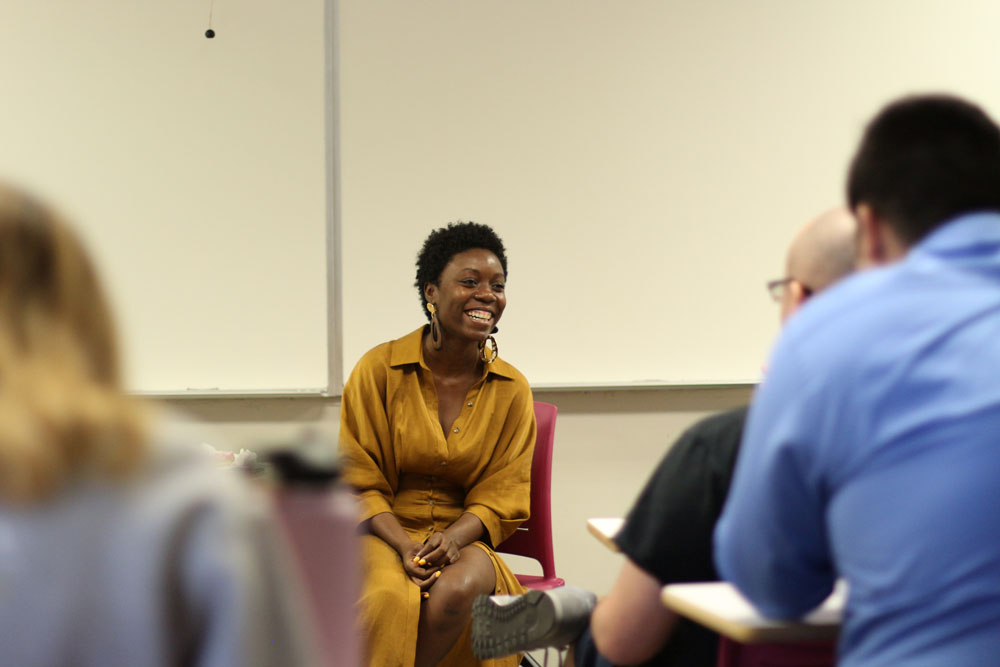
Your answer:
[415,545,496,667]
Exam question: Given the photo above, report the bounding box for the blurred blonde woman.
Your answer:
[0,184,309,666]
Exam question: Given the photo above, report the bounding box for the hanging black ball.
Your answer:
[205,29,216,39]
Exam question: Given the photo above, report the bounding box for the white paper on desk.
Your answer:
[667,579,846,628]
[588,518,624,540]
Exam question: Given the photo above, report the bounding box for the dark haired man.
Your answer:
[472,207,855,666]
[716,94,1000,666]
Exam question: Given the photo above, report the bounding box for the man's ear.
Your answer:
[854,203,886,268]
[790,279,810,310]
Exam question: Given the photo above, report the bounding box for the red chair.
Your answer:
[716,638,836,667]
[498,401,565,590]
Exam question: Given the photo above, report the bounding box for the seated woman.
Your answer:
[339,221,536,666]
[0,184,310,666]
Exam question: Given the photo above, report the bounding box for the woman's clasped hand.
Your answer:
[405,531,462,591]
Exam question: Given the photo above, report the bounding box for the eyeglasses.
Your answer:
[766,277,813,302]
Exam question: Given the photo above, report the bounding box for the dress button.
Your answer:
[453,427,460,433]
[467,401,474,407]
[429,500,435,506]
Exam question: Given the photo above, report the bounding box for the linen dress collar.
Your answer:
[388,326,518,380]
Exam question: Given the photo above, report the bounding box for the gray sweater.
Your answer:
[0,417,312,666]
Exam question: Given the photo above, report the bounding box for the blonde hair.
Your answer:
[0,184,148,503]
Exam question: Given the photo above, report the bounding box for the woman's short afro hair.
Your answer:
[414,221,507,320]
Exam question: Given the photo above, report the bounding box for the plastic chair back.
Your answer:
[498,401,565,590]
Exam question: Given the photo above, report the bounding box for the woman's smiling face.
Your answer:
[424,248,506,343]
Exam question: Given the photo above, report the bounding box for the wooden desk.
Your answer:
[661,581,844,644]
[586,517,624,552]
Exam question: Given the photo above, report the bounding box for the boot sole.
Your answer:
[471,590,556,659]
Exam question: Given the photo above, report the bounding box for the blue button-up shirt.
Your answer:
[715,212,1000,666]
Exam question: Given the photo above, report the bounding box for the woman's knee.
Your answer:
[433,572,480,610]
[424,559,494,628]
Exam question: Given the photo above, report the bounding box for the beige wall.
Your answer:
[167,384,752,595]
[338,0,1000,392]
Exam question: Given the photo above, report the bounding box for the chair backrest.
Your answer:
[716,638,836,667]
[498,401,558,581]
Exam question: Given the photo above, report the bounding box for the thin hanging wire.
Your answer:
[207,0,215,29]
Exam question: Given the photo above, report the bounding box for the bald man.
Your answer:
[472,208,856,667]
[776,208,857,323]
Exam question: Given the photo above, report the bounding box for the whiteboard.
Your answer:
[338,0,1000,387]
[0,0,332,395]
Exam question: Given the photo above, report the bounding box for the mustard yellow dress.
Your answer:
[339,326,536,666]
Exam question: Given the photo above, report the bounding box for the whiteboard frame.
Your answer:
[324,0,345,397]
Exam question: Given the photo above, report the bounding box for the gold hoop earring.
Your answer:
[427,303,442,350]
[479,335,498,363]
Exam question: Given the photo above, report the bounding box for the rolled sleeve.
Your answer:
[338,346,398,524]
[464,385,535,547]
[464,504,505,547]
